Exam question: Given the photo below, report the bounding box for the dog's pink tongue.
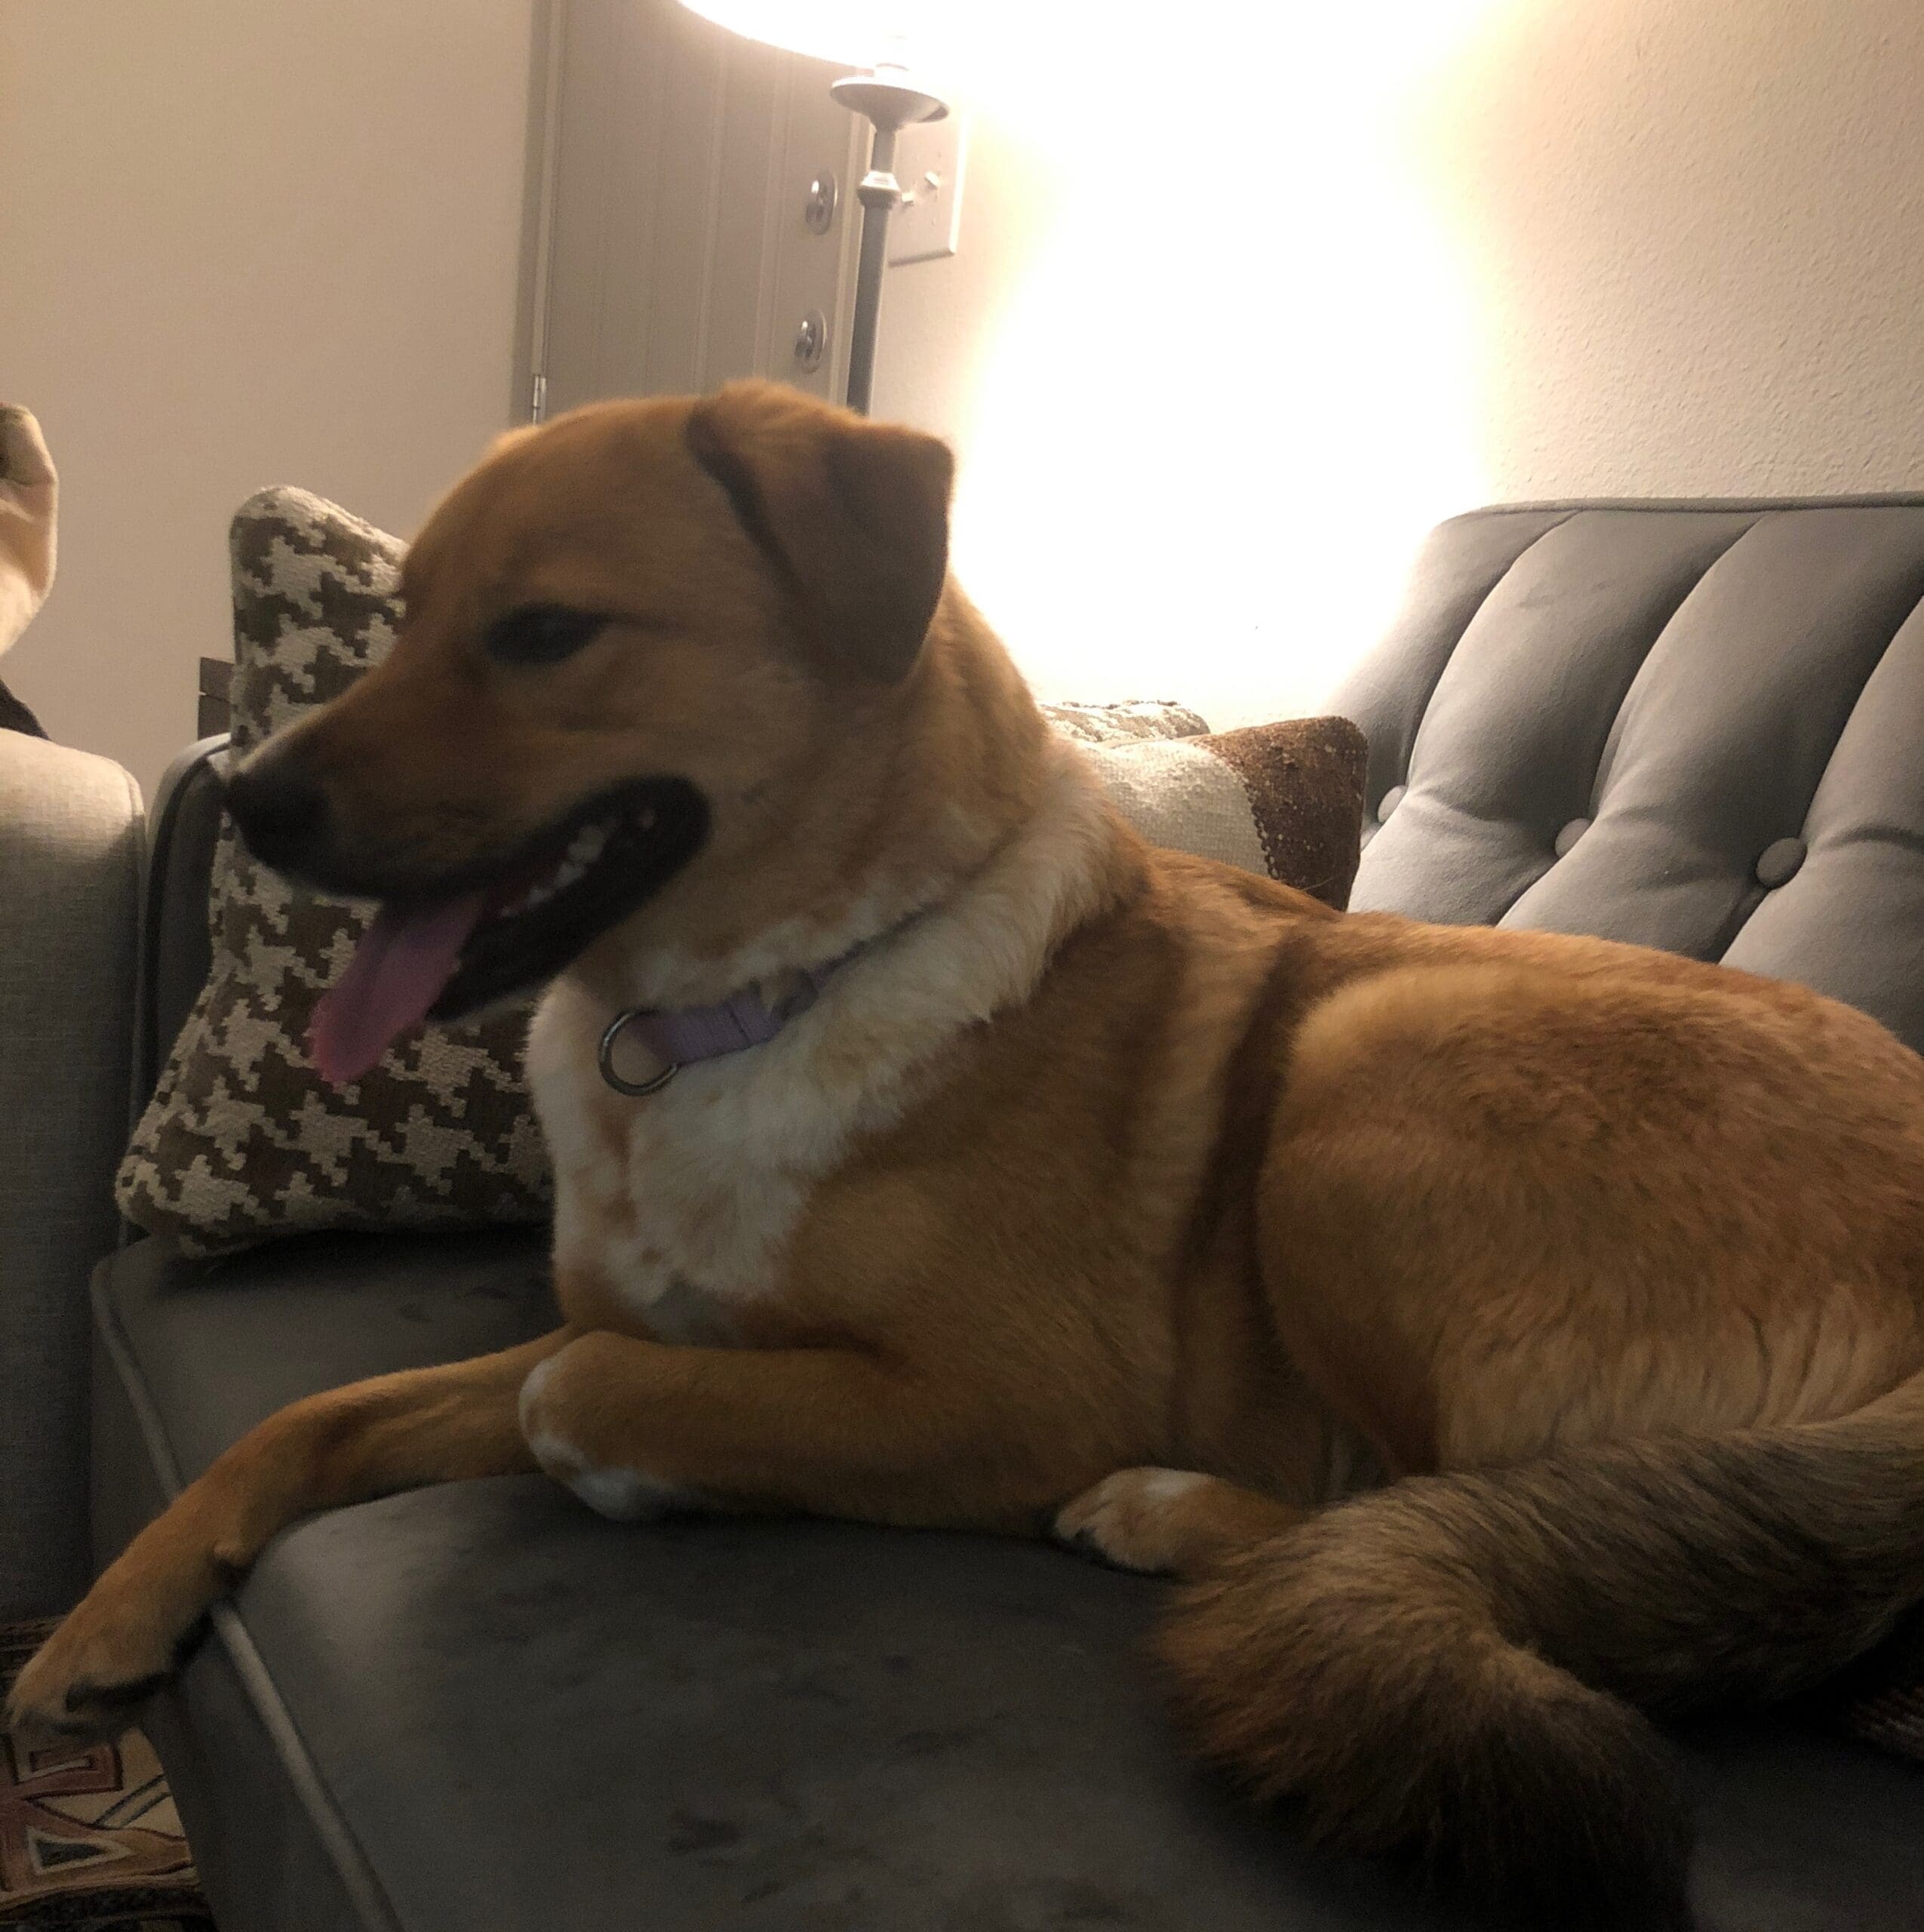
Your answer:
[309,891,487,1088]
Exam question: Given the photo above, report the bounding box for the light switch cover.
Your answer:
[887,115,967,266]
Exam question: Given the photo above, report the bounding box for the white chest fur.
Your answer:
[529,986,917,1333]
[523,744,1118,1334]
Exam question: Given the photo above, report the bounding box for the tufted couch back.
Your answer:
[1333,500,1924,1054]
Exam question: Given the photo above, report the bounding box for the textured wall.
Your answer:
[0,1,539,796]
[873,0,1924,731]
[1420,0,1924,500]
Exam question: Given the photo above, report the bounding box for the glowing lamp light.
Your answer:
[677,0,940,73]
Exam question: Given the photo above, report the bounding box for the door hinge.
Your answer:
[529,371,549,423]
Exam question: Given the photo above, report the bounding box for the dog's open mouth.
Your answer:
[308,778,707,1087]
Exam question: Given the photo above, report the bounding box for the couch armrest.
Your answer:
[0,729,142,1615]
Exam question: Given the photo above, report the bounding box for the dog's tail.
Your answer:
[1157,1369,1924,1929]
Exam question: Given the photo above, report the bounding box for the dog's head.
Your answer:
[224,382,960,1083]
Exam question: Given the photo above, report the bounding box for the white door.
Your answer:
[526,0,862,418]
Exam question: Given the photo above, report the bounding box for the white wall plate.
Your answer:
[887,113,966,267]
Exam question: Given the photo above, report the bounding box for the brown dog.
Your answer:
[14,383,1924,1930]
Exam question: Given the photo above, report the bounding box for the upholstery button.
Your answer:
[1755,836,1806,889]
[1554,817,1591,858]
[1377,784,1406,821]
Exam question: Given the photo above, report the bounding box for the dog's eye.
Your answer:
[484,606,606,666]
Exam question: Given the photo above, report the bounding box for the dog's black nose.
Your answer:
[226,764,331,872]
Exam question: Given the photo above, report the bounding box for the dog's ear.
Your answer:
[685,382,953,683]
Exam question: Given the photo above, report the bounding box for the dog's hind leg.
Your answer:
[5,1329,573,1748]
[1051,1469,1305,1577]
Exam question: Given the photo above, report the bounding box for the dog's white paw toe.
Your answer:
[564,1463,696,1522]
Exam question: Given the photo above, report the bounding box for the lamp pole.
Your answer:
[829,72,947,414]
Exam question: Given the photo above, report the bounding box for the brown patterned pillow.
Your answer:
[115,491,553,1256]
[112,494,1231,1256]
[1083,718,1366,908]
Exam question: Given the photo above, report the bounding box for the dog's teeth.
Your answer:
[499,821,612,921]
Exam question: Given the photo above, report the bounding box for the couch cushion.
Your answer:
[1335,500,1924,1051]
[95,1235,1924,1932]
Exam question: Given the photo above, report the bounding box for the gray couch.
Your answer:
[0,729,140,1618]
[14,496,1924,1930]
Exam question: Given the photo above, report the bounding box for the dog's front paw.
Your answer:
[5,1592,201,1750]
[518,1340,701,1522]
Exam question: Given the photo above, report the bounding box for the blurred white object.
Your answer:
[0,406,57,658]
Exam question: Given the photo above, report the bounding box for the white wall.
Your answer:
[874,0,1924,732]
[11,1,1924,776]
[1416,0,1924,497]
[0,0,538,795]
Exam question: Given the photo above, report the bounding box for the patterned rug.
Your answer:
[1,1621,214,1930]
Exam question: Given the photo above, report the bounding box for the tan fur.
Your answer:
[15,384,1924,1926]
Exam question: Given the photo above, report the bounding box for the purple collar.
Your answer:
[596,953,853,1097]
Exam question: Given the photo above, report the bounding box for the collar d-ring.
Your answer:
[598,1008,680,1097]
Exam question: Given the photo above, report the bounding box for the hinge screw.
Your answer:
[804,172,838,235]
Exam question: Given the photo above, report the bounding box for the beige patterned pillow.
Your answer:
[114,493,1227,1256]
[1084,718,1366,909]
[1040,698,1208,744]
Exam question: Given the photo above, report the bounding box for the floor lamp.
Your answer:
[678,2,951,414]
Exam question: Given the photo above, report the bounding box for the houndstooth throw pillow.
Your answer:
[114,491,1220,1257]
[116,491,554,1256]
